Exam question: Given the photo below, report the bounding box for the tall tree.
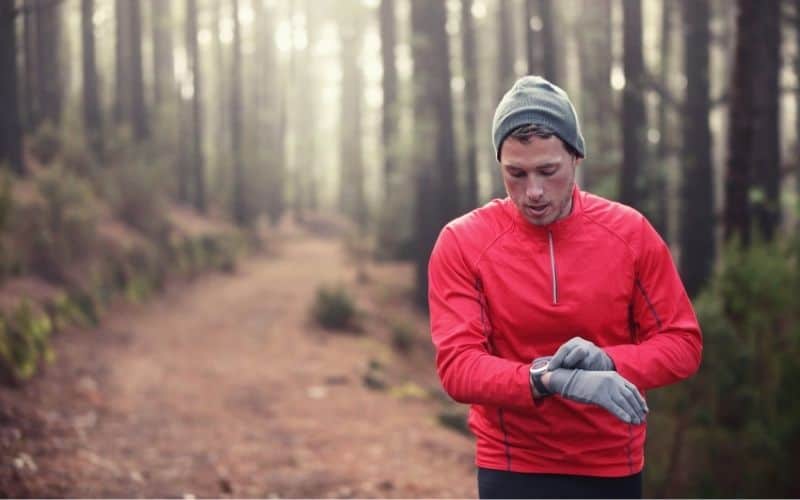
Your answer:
[410,0,459,307]
[36,0,62,126]
[338,1,367,230]
[186,0,206,212]
[524,0,540,74]
[150,0,174,110]
[253,0,285,226]
[114,0,129,125]
[231,0,245,225]
[380,0,399,200]
[81,0,104,160]
[492,0,515,200]
[0,0,23,174]
[537,0,558,84]
[129,0,148,141]
[680,0,714,297]
[725,0,781,242]
[619,0,648,214]
[23,2,38,131]
[576,0,613,191]
[461,0,479,209]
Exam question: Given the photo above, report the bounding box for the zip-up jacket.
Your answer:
[428,186,702,476]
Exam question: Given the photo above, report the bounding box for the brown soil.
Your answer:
[0,230,476,498]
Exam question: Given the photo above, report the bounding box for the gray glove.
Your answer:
[547,369,648,424]
[549,337,615,371]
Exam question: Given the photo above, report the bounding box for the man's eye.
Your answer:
[510,170,526,178]
[540,168,557,176]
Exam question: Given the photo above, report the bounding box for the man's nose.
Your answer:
[526,178,544,200]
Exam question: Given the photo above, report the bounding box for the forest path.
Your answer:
[1,229,475,498]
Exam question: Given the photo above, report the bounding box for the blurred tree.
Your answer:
[460,0,479,209]
[576,0,613,191]
[380,0,398,200]
[231,0,245,225]
[524,0,540,74]
[410,0,458,307]
[150,0,174,110]
[253,0,285,226]
[114,0,130,125]
[129,0,148,141]
[213,0,228,166]
[338,0,367,230]
[680,0,714,297]
[22,1,38,131]
[0,0,23,174]
[492,0,515,200]
[619,0,650,220]
[537,0,558,84]
[81,0,104,160]
[725,0,780,243]
[186,0,206,212]
[36,0,62,126]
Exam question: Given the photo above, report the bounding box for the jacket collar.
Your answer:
[505,184,585,240]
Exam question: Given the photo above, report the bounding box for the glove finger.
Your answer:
[601,398,634,424]
[619,386,647,422]
[562,346,589,368]
[548,344,575,370]
[610,392,641,424]
[623,381,648,414]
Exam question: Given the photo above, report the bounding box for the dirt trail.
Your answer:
[0,231,476,498]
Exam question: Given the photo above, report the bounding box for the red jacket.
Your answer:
[428,186,702,477]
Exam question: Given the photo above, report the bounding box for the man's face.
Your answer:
[500,135,580,227]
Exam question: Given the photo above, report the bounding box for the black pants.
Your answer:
[478,467,642,499]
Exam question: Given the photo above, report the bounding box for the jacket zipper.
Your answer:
[548,230,558,305]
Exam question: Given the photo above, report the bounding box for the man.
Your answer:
[428,76,702,499]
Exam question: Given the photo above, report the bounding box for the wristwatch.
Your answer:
[529,356,553,398]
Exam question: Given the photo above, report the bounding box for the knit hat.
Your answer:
[492,75,586,161]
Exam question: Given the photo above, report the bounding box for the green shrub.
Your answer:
[102,162,170,242]
[390,319,416,354]
[0,301,54,384]
[311,284,358,331]
[30,122,61,164]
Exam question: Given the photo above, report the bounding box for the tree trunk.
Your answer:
[231,0,246,225]
[186,0,206,213]
[492,0,515,200]
[524,0,540,74]
[461,0,479,209]
[36,0,62,126]
[23,2,38,131]
[129,0,148,141]
[81,0,104,160]
[150,0,174,110]
[380,0,399,200]
[680,0,714,298]
[537,0,558,84]
[725,0,780,243]
[253,0,284,226]
[114,0,129,125]
[619,0,647,213]
[0,0,23,174]
[410,0,458,308]
[338,2,367,230]
[576,0,613,191]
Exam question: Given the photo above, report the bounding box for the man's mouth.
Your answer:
[526,203,549,216]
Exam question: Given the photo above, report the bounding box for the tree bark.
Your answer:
[461,0,479,209]
[524,0,539,74]
[338,1,367,230]
[36,0,62,126]
[410,0,458,308]
[619,0,647,213]
[129,0,148,141]
[725,0,780,242]
[81,0,104,160]
[0,0,23,174]
[150,0,174,109]
[380,0,399,200]
[492,0,515,199]
[186,0,206,212]
[680,0,714,298]
[537,0,558,84]
[231,0,246,225]
[23,2,38,131]
[114,0,129,124]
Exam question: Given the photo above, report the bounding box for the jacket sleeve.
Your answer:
[604,216,703,390]
[428,226,534,410]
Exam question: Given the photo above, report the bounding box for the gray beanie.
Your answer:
[492,75,585,161]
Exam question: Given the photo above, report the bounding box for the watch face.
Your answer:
[531,356,552,373]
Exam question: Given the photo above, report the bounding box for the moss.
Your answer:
[0,301,54,383]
